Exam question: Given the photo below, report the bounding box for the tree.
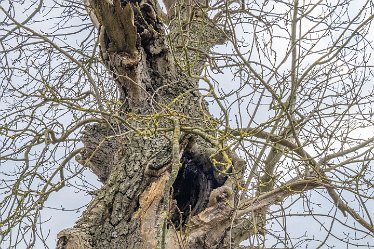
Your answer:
[1,0,374,248]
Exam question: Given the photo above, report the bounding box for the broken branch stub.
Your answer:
[90,0,179,113]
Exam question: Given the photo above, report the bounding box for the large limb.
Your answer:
[229,127,374,235]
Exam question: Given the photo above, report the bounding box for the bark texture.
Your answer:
[57,0,243,248]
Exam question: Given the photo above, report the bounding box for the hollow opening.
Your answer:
[170,149,226,228]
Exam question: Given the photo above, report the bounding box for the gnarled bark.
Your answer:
[57,0,331,248]
[57,0,238,248]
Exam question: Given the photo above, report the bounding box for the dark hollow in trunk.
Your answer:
[171,149,227,228]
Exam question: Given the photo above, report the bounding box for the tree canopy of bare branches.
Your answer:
[1,0,374,248]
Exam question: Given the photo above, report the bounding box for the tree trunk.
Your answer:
[56,0,241,248]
